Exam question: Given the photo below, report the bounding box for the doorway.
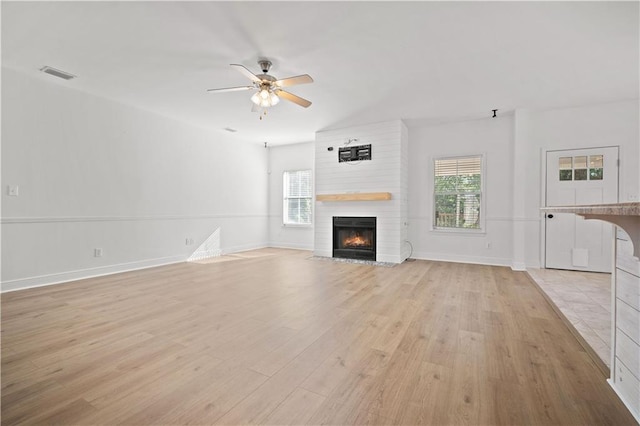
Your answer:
[544,146,619,272]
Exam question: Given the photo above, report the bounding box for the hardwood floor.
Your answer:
[1,248,636,425]
[527,268,612,367]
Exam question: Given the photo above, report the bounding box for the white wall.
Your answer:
[1,68,269,291]
[3,66,636,290]
[407,99,638,269]
[267,142,314,250]
[314,120,409,263]
[518,99,640,268]
[528,100,639,204]
[407,115,515,266]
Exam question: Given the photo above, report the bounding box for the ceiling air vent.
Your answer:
[40,66,76,80]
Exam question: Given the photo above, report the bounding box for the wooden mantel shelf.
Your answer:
[316,192,392,202]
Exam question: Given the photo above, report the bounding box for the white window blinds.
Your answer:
[434,156,482,178]
[283,170,312,225]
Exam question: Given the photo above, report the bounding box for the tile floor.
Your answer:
[527,268,612,367]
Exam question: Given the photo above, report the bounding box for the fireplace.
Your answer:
[333,216,376,261]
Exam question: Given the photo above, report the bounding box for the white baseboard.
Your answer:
[410,251,512,267]
[377,254,403,264]
[2,245,531,293]
[511,261,528,271]
[222,242,270,255]
[1,254,187,293]
[1,242,272,293]
[268,242,314,251]
[607,378,640,423]
[525,260,541,269]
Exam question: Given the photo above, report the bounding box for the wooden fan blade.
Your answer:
[206,86,254,93]
[274,74,314,88]
[230,64,261,83]
[275,90,312,108]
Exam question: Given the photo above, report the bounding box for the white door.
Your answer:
[545,147,618,272]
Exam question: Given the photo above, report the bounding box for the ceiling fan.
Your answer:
[207,60,313,113]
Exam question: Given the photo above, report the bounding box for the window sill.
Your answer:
[283,223,313,228]
[430,227,486,236]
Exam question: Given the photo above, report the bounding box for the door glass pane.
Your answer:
[590,168,603,180]
[588,155,604,180]
[589,155,603,168]
[574,169,587,180]
[559,169,573,181]
[559,157,572,169]
[559,157,572,181]
[574,156,587,169]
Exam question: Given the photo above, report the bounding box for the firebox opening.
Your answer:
[333,216,376,261]
[342,231,372,248]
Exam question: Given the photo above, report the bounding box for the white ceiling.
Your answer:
[2,1,638,145]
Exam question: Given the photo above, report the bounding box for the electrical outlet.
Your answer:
[7,185,19,196]
[185,238,194,246]
[94,248,103,257]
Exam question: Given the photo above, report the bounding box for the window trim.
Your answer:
[282,169,313,227]
[430,153,486,234]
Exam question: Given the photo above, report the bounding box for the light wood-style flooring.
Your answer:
[528,268,612,368]
[2,248,637,425]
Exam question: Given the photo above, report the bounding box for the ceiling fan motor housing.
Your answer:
[258,60,272,74]
[259,74,276,83]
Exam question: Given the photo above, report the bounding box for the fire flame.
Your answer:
[343,233,371,248]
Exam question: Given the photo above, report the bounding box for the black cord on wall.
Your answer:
[405,240,413,260]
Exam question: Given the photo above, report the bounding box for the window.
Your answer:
[433,155,482,230]
[558,154,604,181]
[283,170,312,225]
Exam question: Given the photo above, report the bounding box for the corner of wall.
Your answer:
[511,262,528,271]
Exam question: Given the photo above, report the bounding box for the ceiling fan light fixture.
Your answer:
[252,88,279,107]
[260,98,272,108]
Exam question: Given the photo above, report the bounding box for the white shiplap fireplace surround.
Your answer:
[314,120,410,264]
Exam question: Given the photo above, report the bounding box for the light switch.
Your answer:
[7,185,19,196]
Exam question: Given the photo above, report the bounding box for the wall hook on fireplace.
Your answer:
[492,109,498,118]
